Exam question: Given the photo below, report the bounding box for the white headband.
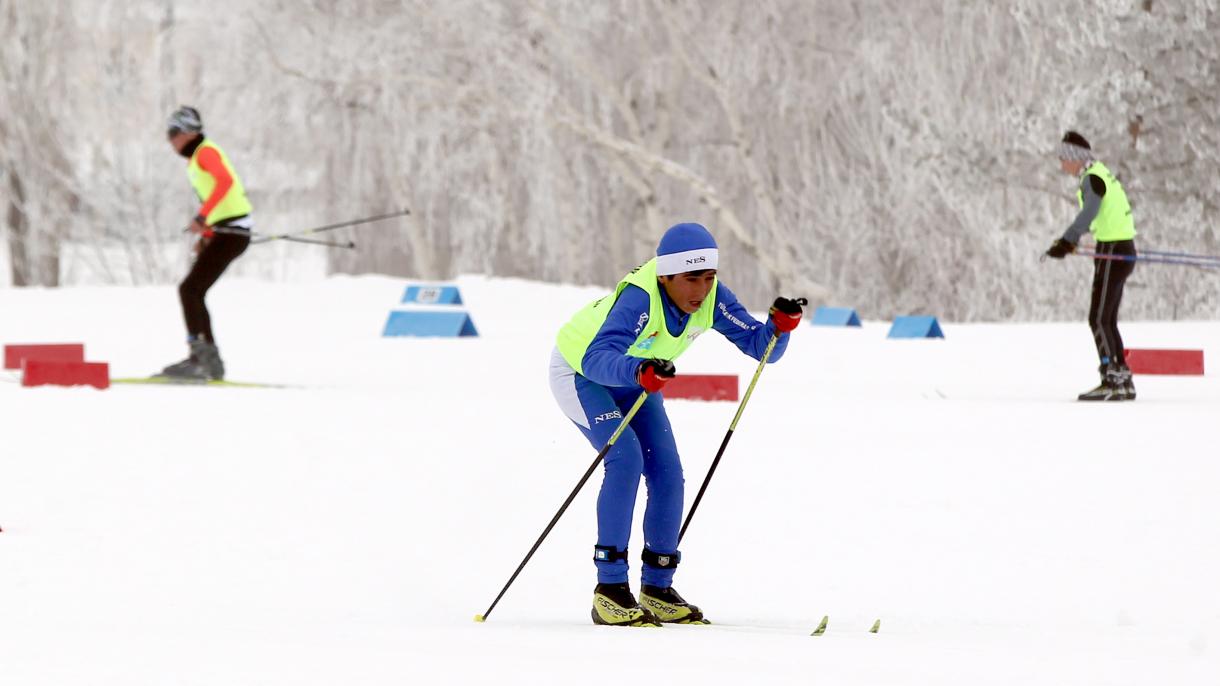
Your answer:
[1059,142,1093,162]
[656,248,719,276]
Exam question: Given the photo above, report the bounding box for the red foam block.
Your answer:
[1124,349,1204,376]
[4,343,85,370]
[664,374,739,402]
[21,360,110,389]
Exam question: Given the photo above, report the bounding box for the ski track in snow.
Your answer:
[2,274,1219,685]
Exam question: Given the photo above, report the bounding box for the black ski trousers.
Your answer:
[179,232,249,344]
[1088,239,1136,367]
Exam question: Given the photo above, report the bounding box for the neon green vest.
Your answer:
[1078,161,1135,242]
[556,259,717,375]
[187,139,253,224]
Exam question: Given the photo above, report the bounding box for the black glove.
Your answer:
[1045,238,1076,259]
[770,296,806,316]
[637,359,676,393]
[768,297,808,333]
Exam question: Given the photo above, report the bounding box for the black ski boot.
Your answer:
[158,338,223,381]
[1078,364,1127,402]
[158,356,201,378]
[197,341,225,380]
[592,583,661,627]
[639,585,709,624]
[1116,363,1136,400]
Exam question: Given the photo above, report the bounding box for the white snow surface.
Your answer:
[2,274,1219,685]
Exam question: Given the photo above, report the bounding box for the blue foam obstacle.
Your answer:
[810,306,862,327]
[401,285,464,305]
[887,315,944,339]
[383,311,479,337]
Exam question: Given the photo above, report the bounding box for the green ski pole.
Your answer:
[678,311,797,544]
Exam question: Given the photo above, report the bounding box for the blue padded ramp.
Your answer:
[383,311,479,337]
[887,315,944,339]
[810,306,862,327]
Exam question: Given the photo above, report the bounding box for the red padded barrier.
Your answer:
[21,360,110,389]
[4,343,85,370]
[1124,349,1204,376]
[664,374,738,402]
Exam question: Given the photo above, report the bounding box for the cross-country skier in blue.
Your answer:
[549,222,804,626]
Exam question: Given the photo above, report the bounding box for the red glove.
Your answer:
[769,296,807,333]
[189,215,214,239]
[637,359,676,393]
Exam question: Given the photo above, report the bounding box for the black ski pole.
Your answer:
[207,228,356,249]
[1074,249,1220,270]
[195,208,407,247]
[200,208,410,244]
[249,208,410,244]
[476,391,650,623]
[678,311,798,543]
[280,235,357,249]
[1138,248,1220,263]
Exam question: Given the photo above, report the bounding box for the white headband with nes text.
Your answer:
[655,248,719,276]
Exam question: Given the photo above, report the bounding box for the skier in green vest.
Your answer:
[549,222,805,626]
[1045,131,1138,401]
[158,106,254,381]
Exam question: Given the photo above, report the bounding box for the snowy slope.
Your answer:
[2,275,1219,685]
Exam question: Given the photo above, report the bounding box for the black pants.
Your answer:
[179,232,249,344]
[1088,239,1136,367]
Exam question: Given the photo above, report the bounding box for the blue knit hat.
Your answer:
[656,223,718,276]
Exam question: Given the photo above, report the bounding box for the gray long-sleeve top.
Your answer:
[1062,173,1107,244]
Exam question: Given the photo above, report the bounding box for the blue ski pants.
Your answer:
[549,349,684,588]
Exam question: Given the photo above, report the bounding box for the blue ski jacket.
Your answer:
[579,282,789,387]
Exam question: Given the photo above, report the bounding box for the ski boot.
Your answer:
[592,583,661,627]
[158,338,224,381]
[1078,364,1127,402]
[197,341,225,380]
[158,355,202,379]
[1116,363,1136,400]
[639,585,709,624]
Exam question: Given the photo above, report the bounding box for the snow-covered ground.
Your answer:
[2,274,1218,685]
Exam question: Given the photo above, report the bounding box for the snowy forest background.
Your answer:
[1,0,1217,321]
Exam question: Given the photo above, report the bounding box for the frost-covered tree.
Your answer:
[1,0,1217,320]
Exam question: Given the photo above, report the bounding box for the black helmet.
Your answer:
[167,106,203,135]
[1061,130,1091,150]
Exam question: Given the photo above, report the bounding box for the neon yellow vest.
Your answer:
[556,259,717,375]
[187,139,253,224]
[1078,161,1135,242]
